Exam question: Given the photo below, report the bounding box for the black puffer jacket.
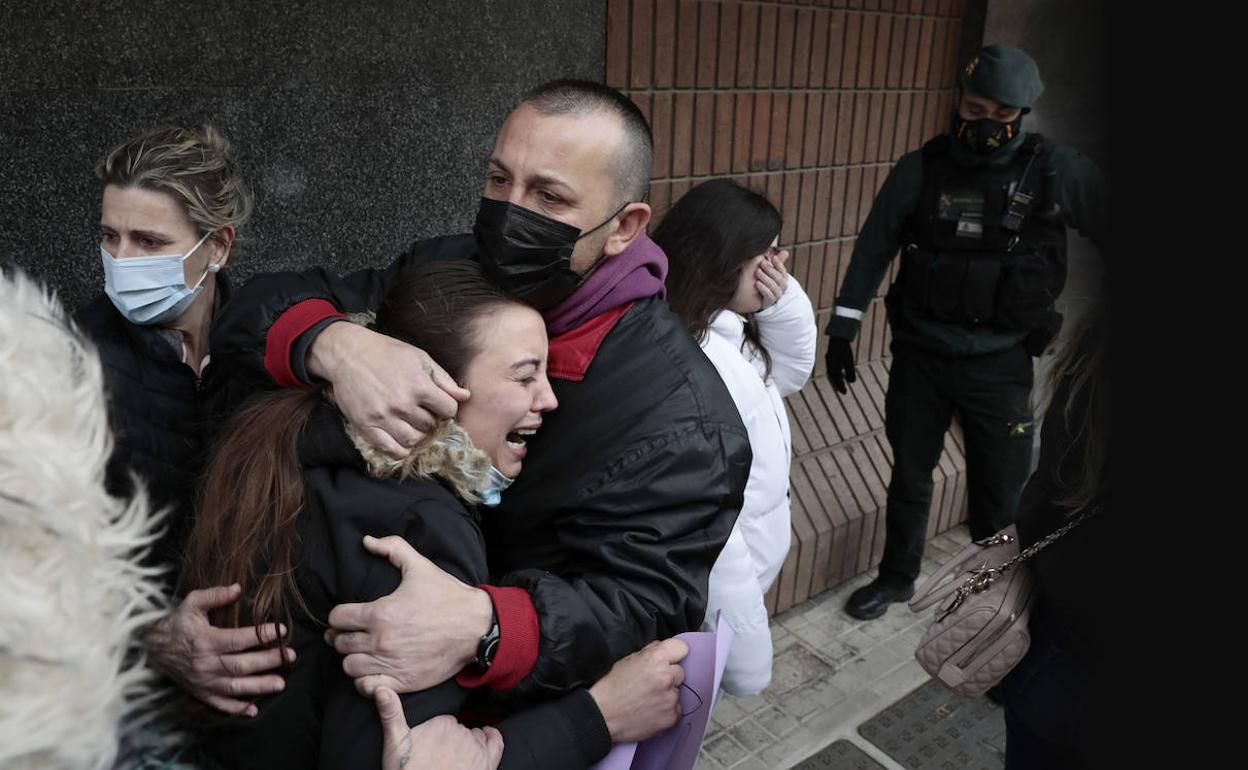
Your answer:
[210,235,752,700]
[199,404,609,770]
[489,293,750,696]
[74,275,257,575]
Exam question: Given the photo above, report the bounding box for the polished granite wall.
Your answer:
[1,1,605,311]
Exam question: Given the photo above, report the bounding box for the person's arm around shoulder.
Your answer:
[327,525,496,696]
[143,584,293,717]
[328,365,750,702]
[305,322,470,458]
[319,486,496,770]
[211,238,472,458]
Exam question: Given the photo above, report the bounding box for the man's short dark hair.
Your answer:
[522,79,654,204]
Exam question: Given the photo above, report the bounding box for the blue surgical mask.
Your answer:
[101,230,215,326]
[440,432,516,506]
[481,465,515,507]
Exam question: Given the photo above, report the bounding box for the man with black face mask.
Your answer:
[823,44,1105,621]
[192,79,751,744]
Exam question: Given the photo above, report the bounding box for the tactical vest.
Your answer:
[890,133,1067,340]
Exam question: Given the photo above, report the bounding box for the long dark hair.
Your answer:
[653,178,782,377]
[1040,302,1108,513]
[182,260,518,637]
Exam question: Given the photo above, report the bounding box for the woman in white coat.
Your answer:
[653,179,817,696]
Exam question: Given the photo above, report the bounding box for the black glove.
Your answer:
[825,337,856,394]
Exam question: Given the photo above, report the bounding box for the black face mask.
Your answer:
[473,197,628,311]
[952,112,1023,155]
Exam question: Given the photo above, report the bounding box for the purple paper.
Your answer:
[591,742,638,770]
[589,612,734,770]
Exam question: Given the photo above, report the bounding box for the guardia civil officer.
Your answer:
[823,44,1106,620]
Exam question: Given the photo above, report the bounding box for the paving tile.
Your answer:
[698,526,976,770]
[828,644,910,691]
[811,607,856,638]
[791,621,835,650]
[785,677,850,721]
[754,704,802,739]
[759,740,797,767]
[775,630,805,655]
[729,718,775,755]
[712,695,749,730]
[695,753,724,770]
[837,626,888,657]
[810,634,860,668]
[780,611,813,632]
[774,647,837,696]
[869,659,927,699]
[854,616,906,645]
[703,732,752,768]
[792,739,888,769]
[734,692,773,716]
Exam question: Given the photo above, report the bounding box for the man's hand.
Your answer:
[375,687,503,770]
[308,322,470,459]
[589,638,689,743]
[143,584,292,716]
[825,337,857,394]
[326,535,494,696]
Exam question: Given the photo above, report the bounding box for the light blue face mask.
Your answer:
[100,230,215,326]
[480,465,515,507]
[440,432,515,507]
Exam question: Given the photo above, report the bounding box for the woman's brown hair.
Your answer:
[181,260,517,637]
[652,178,782,378]
[1040,302,1108,513]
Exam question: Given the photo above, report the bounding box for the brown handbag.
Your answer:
[908,508,1098,697]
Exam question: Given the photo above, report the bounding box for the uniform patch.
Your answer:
[956,217,984,238]
[1007,421,1034,438]
[937,189,985,220]
[939,188,986,240]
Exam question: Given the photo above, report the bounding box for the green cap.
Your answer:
[959,44,1043,109]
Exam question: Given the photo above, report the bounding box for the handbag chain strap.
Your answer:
[936,504,1101,621]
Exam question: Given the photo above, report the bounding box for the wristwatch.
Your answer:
[475,609,500,671]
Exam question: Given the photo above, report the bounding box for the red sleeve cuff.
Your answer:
[455,585,539,692]
[263,299,345,388]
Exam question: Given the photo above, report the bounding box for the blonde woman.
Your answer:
[76,124,253,573]
[73,126,295,716]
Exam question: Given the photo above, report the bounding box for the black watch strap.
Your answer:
[475,610,500,670]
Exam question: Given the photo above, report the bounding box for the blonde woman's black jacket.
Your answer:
[73,274,258,577]
[209,234,751,703]
[199,404,610,770]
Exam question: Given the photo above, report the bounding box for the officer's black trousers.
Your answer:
[879,341,1035,583]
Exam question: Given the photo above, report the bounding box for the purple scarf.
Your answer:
[542,232,668,337]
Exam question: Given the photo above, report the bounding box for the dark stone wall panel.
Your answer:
[1,1,606,311]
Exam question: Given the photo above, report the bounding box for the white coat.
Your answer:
[699,276,816,695]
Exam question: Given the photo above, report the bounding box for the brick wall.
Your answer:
[606,0,972,613]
